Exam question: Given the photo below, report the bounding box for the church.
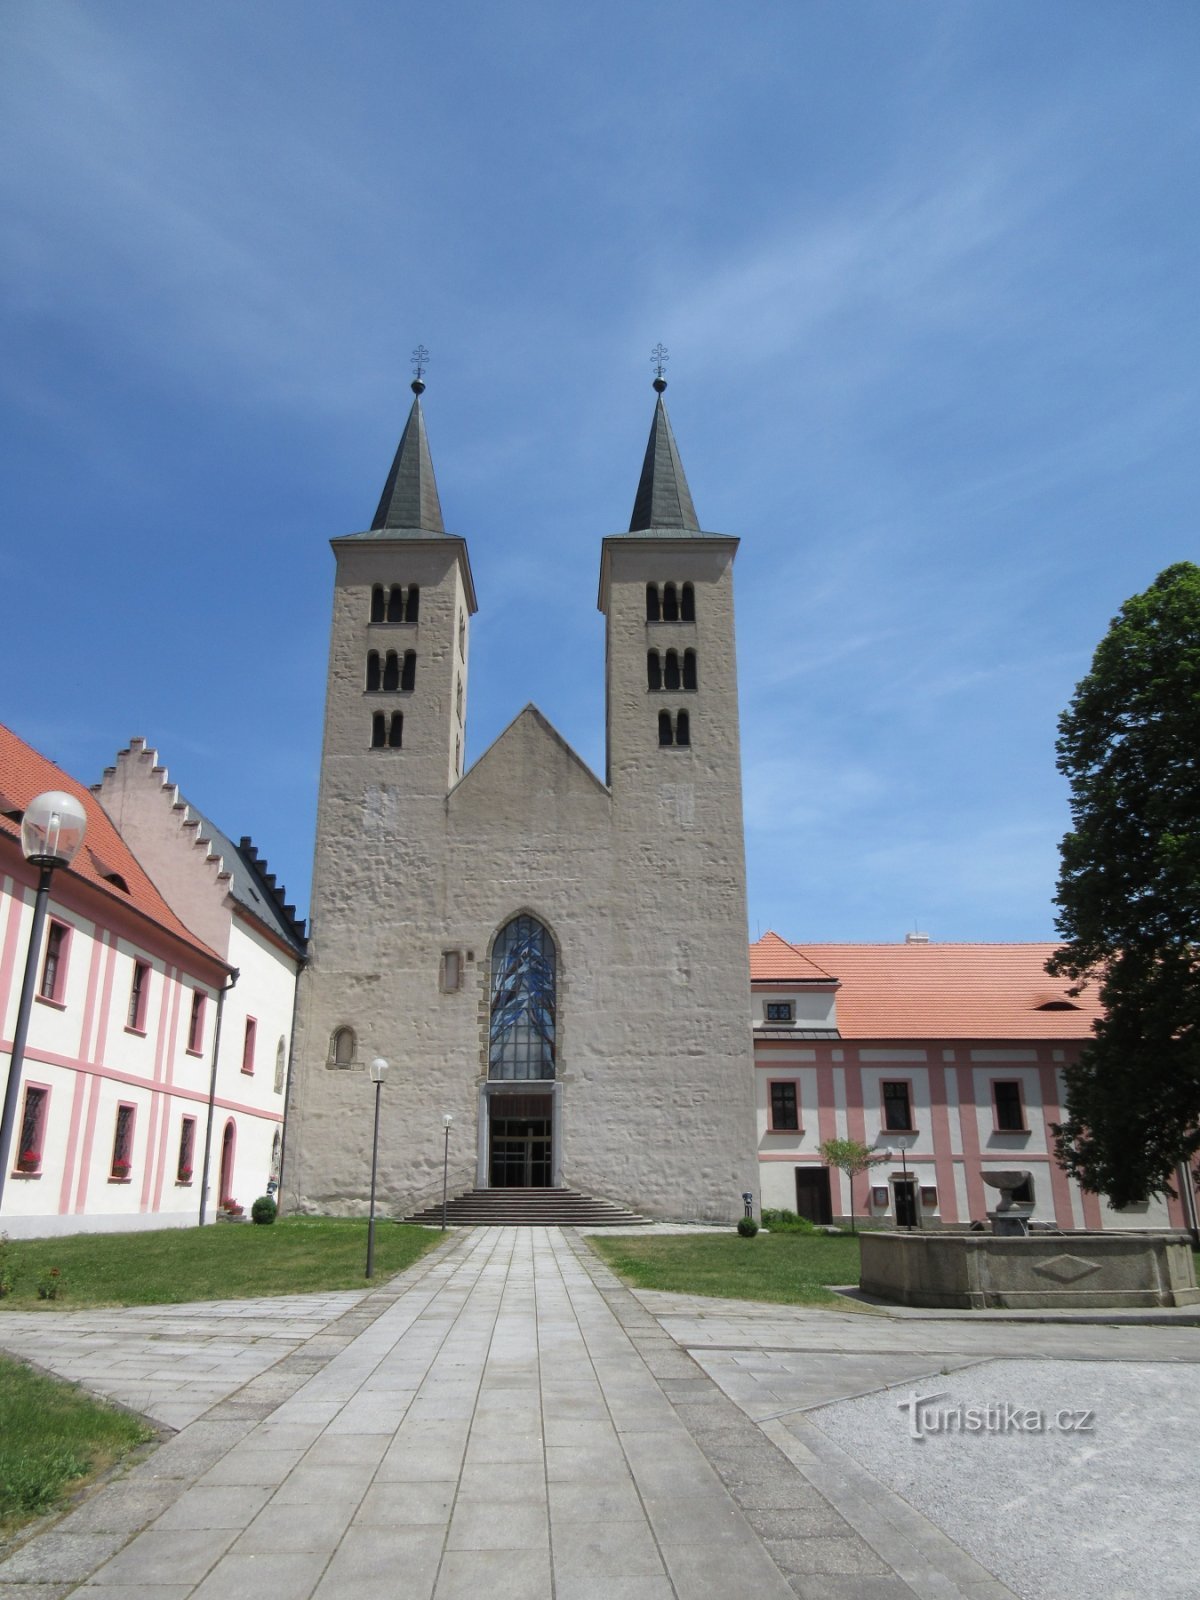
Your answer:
[282,375,759,1224]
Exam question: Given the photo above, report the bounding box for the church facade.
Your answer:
[283,379,758,1223]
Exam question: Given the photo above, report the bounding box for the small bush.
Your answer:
[761,1208,817,1234]
[737,1217,759,1237]
[250,1197,278,1226]
[36,1267,65,1301]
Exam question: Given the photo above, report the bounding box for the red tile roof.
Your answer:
[750,930,838,982]
[0,723,224,969]
[751,934,1100,1040]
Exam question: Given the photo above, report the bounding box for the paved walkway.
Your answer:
[0,1227,1195,1600]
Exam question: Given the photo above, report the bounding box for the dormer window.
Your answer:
[765,1002,794,1023]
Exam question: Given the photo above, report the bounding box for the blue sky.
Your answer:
[3,1,1196,942]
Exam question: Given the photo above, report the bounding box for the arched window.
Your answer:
[658,710,673,747]
[456,677,463,722]
[664,650,681,691]
[458,612,466,656]
[330,1026,355,1067]
[646,583,661,621]
[366,651,382,691]
[388,712,403,748]
[274,1037,286,1095]
[647,650,662,691]
[489,915,556,1080]
[371,713,386,748]
[406,585,420,623]
[387,585,404,622]
[662,582,679,622]
[683,649,697,691]
[676,710,690,746]
[455,736,461,775]
[383,651,400,691]
[680,582,695,622]
[401,651,416,692]
[370,586,385,623]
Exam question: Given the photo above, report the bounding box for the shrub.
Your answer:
[250,1196,277,1226]
[36,1267,65,1301]
[736,1217,759,1237]
[761,1208,817,1234]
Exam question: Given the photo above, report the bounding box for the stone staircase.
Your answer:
[404,1187,646,1227]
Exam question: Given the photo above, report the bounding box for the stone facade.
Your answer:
[283,387,758,1222]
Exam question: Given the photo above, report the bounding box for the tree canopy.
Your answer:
[1047,561,1200,1206]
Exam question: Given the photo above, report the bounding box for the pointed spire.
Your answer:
[370,356,445,533]
[628,363,700,534]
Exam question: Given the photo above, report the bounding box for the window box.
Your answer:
[16,1149,41,1175]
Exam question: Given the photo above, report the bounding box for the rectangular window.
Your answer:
[871,1186,889,1207]
[127,960,150,1031]
[441,950,461,992]
[187,991,206,1053]
[177,1116,196,1183]
[16,1085,48,1174]
[882,1080,914,1132]
[765,1002,794,1023]
[920,1185,939,1209]
[111,1103,135,1180]
[769,1082,800,1132]
[39,921,68,1002]
[993,1080,1026,1132]
[241,1016,257,1075]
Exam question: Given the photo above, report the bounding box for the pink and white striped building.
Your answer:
[0,725,299,1237]
[751,931,1188,1233]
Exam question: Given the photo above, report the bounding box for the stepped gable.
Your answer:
[0,723,224,970]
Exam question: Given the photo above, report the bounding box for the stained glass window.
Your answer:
[489,915,556,1080]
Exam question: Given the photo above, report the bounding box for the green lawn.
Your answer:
[0,1218,441,1309]
[0,1354,154,1533]
[589,1230,865,1308]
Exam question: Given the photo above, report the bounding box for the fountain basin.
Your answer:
[859,1230,1200,1310]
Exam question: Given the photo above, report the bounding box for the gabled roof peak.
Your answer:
[371,389,445,534]
[629,388,700,534]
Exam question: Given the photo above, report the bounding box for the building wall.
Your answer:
[0,858,239,1237]
[753,1033,1181,1231]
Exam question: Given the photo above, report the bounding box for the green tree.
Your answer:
[818,1138,883,1233]
[1047,562,1200,1206]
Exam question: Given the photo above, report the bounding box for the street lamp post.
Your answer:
[0,792,87,1214]
[365,1057,388,1279]
[441,1114,453,1230]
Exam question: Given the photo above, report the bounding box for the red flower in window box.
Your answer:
[17,1148,40,1171]
[111,1159,131,1178]
[178,1165,193,1182]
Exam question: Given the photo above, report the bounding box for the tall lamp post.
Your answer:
[365,1057,388,1279]
[0,792,87,1213]
[441,1114,453,1230]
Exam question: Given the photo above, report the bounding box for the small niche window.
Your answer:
[274,1037,286,1094]
[177,1116,196,1183]
[882,1080,913,1132]
[765,1001,794,1023]
[366,651,382,691]
[330,1026,356,1069]
[111,1103,135,1180]
[187,991,206,1054]
[456,677,463,723]
[372,712,403,748]
[17,1084,48,1174]
[127,960,150,1031]
[993,1081,1027,1132]
[270,1129,282,1182]
[458,611,466,656]
[658,710,690,747]
[241,1016,257,1075]
[769,1082,800,1132]
[441,950,462,992]
[39,921,68,1002]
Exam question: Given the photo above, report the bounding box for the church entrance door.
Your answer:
[489,1092,553,1188]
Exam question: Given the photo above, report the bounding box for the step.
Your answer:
[403,1187,646,1227]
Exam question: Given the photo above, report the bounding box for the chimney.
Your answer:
[905,931,930,945]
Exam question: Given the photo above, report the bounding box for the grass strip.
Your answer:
[0,1218,440,1309]
[0,1354,154,1534]
[589,1230,863,1307]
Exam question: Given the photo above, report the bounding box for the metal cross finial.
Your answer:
[411,344,430,395]
[651,343,669,392]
